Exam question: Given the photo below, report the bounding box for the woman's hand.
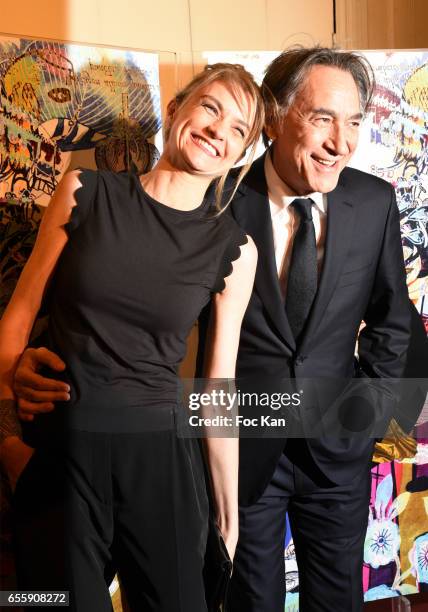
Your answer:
[0,436,34,492]
[14,347,70,421]
[217,512,239,561]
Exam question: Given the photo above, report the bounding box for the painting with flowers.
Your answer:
[363,441,428,601]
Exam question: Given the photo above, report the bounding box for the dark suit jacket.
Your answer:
[199,153,422,506]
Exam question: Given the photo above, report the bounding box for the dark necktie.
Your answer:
[285,198,318,342]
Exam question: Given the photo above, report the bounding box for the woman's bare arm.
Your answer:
[0,170,83,483]
[202,235,257,559]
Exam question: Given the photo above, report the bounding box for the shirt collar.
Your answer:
[265,151,327,217]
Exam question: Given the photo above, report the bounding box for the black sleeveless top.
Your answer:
[47,170,247,421]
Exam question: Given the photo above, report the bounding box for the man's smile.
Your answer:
[311,155,339,168]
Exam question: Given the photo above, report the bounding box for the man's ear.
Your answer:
[264,122,278,142]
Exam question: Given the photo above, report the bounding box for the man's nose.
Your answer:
[328,124,349,156]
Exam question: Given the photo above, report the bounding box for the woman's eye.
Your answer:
[202,103,218,115]
[234,127,245,138]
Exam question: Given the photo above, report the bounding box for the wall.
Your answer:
[3,0,428,113]
[3,0,334,51]
[2,0,333,109]
[335,0,428,50]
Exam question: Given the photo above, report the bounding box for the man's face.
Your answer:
[270,65,362,195]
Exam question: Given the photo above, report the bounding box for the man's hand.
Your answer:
[14,348,70,421]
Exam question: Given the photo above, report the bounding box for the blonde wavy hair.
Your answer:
[165,63,265,213]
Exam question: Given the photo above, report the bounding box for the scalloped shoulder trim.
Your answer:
[213,227,249,293]
[64,168,98,236]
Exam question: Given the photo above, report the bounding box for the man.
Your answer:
[4,48,426,611]
[207,47,414,611]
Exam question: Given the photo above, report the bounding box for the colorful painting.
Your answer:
[351,51,428,332]
[284,436,428,607]
[205,50,428,608]
[363,450,428,601]
[0,35,162,315]
[351,51,428,604]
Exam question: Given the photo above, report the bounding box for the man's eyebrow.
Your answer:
[201,94,250,130]
[312,107,363,121]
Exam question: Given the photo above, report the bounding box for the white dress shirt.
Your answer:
[264,152,328,298]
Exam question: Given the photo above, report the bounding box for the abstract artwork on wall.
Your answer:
[0,34,162,313]
[351,51,428,331]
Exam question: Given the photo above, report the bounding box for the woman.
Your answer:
[0,63,264,611]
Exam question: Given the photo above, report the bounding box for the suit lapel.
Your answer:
[299,173,356,354]
[232,155,296,351]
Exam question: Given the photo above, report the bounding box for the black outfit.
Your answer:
[13,170,248,611]
[229,441,372,611]
[198,153,422,612]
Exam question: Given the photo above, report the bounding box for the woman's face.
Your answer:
[164,80,255,178]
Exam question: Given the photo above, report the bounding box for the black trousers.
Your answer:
[228,439,372,612]
[13,406,209,612]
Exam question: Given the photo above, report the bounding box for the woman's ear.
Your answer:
[164,98,178,140]
[166,98,177,120]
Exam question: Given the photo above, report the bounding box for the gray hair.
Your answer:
[261,46,375,146]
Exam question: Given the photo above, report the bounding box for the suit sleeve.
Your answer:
[393,300,428,432]
[357,185,413,430]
